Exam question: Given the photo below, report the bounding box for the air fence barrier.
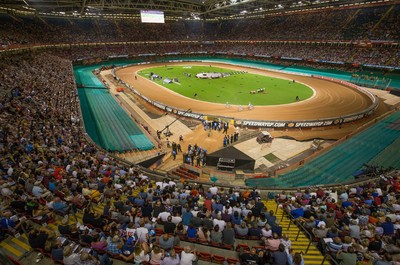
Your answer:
[112,60,379,129]
[350,74,392,90]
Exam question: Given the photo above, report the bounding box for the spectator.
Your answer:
[239,247,259,264]
[159,234,175,251]
[51,239,64,261]
[121,242,150,263]
[336,247,357,265]
[63,246,80,265]
[382,217,394,236]
[28,228,53,249]
[180,246,197,265]
[76,252,98,265]
[186,223,197,240]
[211,224,222,244]
[150,245,165,265]
[235,222,250,237]
[161,249,180,265]
[222,222,235,246]
[107,235,122,255]
[272,244,289,265]
[265,232,281,251]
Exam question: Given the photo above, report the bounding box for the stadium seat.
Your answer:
[212,255,226,264]
[254,246,265,251]
[187,237,197,243]
[210,241,222,247]
[236,244,250,252]
[198,239,208,244]
[174,246,184,254]
[198,252,212,261]
[222,243,234,250]
[155,228,164,236]
[227,258,240,264]
[235,235,247,239]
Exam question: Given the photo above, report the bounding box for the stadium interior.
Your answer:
[0,0,400,265]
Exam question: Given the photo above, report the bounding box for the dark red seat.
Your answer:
[212,255,226,264]
[236,243,250,252]
[222,243,234,250]
[210,241,221,247]
[198,252,212,261]
[227,258,240,264]
[173,246,184,254]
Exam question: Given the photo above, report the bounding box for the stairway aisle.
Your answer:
[263,200,330,265]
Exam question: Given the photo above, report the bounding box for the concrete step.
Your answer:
[261,200,327,264]
[0,234,31,260]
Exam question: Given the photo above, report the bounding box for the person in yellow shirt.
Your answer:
[91,188,101,203]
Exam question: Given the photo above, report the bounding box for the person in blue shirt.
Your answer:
[187,223,197,239]
[182,208,193,226]
[52,197,69,215]
[342,201,353,208]
[107,235,122,255]
[271,222,283,237]
[382,217,394,235]
[231,211,242,225]
[290,205,304,219]
[48,179,57,192]
[51,239,64,261]
[139,189,148,201]
[134,196,144,207]
[212,200,223,213]
[1,211,19,234]
[121,237,135,257]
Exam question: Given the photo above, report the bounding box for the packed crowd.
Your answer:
[277,172,400,265]
[0,51,298,265]
[0,4,399,48]
[28,42,397,68]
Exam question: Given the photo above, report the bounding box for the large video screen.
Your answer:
[140,10,165,23]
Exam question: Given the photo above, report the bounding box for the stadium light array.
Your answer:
[0,0,395,21]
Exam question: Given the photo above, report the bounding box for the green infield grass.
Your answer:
[138,65,313,105]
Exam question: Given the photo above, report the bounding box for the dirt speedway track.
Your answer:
[115,62,374,121]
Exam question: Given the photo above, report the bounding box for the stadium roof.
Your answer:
[0,0,393,20]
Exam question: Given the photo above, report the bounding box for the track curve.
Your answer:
[115,62,373,121]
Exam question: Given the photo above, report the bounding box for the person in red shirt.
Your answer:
[316,188,325,199]
[102,175,111,185]
[191,189,199,198]
[204,197,212,212]
[326,199,338,211]
[53,167,64,181]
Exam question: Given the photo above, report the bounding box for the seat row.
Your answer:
[172,168,198,180]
